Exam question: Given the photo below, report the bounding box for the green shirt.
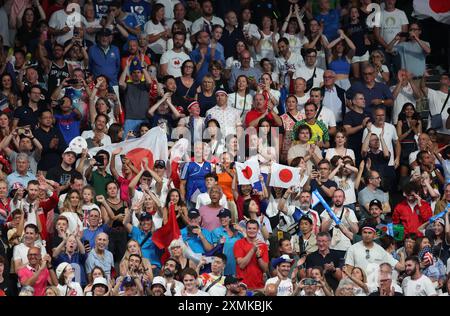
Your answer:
[89,169,114,197]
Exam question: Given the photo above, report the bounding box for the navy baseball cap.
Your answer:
[188,208,200,219]
[217,208,232,218]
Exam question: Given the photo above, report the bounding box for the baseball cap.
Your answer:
[139,212,153,221]
[224,275,243,286]
[151,276,167,290]
[63,147,77,156]
[187,101,200,111]
[187,208,200,219]
[122,276,136,287]
[217,208,232,218]
[98,28,112,37]
[271,254,293,268]
[154,160,166,169]
[369,199,382,209]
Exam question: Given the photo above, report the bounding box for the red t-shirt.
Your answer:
[233,238,268,290]
[244,109,278,127]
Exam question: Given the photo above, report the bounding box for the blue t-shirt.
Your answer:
[181,227,214,254]
[211,227,243,275]
[130,226,162,268]
[189,47,225,83]
[122,0,151,28]
[315,9,341,41]
[54,112,81,145]
[180,161,212,202]
[82,224,110,249]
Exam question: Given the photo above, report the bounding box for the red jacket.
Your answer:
[392,200,432,237]
[38,191,59,241]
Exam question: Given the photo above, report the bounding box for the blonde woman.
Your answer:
[45,286,60,296]
[342,266,369,295]
[60,190,83,235]
[119,239,153,281]
[168,239,197,270]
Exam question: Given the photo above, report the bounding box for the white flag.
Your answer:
[413,0,450,24]
[269,163,300,189]
[235,157,260,185]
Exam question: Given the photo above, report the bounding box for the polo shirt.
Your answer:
[85,249,114,279]
[198,205,222,231]
[346,81,394,116]
[344,241,398,274]
[13,105,41,129]
[130,226,162,268]
[205,105,241,137]
[6,171,36,192]
[89,169,114,198]
[180,226,214,254]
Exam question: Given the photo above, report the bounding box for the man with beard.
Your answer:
[17,246,58,296]
[161,257,184,296]
[224,275,247,296]
[320,189,359,255]
[265,255,294,296]
[160,32,190,77]
[401,256,437,296]
[38,44,72,97]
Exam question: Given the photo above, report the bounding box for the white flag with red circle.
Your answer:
[414,0,450,24]
[269,163,300,188]
[235,157,260,185]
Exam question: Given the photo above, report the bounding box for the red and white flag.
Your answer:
[269,163,300,188]
[414,0,450,24]
[235,157,260,185]
[87,126,168,176]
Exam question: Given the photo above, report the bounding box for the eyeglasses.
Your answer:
[365,249,370,259]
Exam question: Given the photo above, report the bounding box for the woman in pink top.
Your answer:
[110,147,139,203]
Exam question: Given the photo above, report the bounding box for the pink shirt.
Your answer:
[117,176,131,202]
[199,205,222,231]
[18,265,50,296]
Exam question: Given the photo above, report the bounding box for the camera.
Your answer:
[303,278,318,286]
[94,155,105,166]
[187,225,197,237]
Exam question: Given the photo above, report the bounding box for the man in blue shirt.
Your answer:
[122,0,151,29]
[124,209,162,273]
[181,209,214,255]
[315,0,341,41]
[346,65,394,118]
[189,31,225,82]
[88,28,121,87]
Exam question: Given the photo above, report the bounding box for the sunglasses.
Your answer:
[365,249,370,260]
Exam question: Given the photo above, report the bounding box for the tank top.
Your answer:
[48,61,70,96]
[400,119,416,143]
[107,199,127,228]
[328,57,351,75]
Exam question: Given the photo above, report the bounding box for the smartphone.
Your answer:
[17,128,26,135]
[120,154,126,163]
[66,79,79,85]
[204,257,214,264]
[83,240,90,248]
[303,278,318,286]
[94,155,104,166]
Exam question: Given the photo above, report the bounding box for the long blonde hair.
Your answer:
[62,189,83,218]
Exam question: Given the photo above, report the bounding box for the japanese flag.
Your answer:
[235,157,260,185]
[414,0,450,24]
[269,163,300,189]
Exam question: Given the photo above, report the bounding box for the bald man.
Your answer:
[85,232,114,279]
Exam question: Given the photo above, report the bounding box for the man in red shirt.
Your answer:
[244,93,282,128]
[392,182,432,237]
[233,219,268,290]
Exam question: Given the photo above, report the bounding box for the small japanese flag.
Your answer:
[269,163,300,189]
[235,157,260,185]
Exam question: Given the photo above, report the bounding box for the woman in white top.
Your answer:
[259,58,279,88]
[257,73,280,112]
[204,118,225,158]
[298,267,333,296]
[56,263,84,296]
[177,268,209,296]
[328,156,360,209]
[144,4,169,58]
[60,190,83,235]
[325,128,355,163]
[280,4,308,53]
[370,50,390,84]
[228,75,253,119]
[256,15,280,61]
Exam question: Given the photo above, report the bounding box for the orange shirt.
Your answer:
[217,172,233,200]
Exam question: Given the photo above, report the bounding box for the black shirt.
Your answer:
[344,20,368,56]
[13,105,42,129]
[34,126,67,172]
[343,110,370,165]
[305,249,344,291]
[310,179,338,213]
[369,289,403,296]
[46,165,78,194]
[220,27,245,60]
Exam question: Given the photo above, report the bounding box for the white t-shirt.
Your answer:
[427,88,450,135]
[265,277,294,296]
[175,289,210,296]
[282,34,309,53]
[49,9,87,45]
[225,57,254,70]
[333,175,357,204]
[84,19,102,43]
[375,65,389,83]
[60,212,83,235]
[402,275,437,296]
[227,93,253,118]
[379,9,409,44]
[391,83,416,125]
[320,207,358,252]
[344,241,398,276]
[13,242,47,268]
[242,23,261,40]
[275,53,304,88]
[296,94,310,109]
[325,148,355,162]
[144,21,167,54]
[362,123,398,166]
[80,130,112,148]
[156,0,180,20]
[160,50,191,77]
[164,279,184,296]
[256,32,280,61]
[190,16,224,35]
[293,66,324,89]
[57,282,84,296]
[195,192,228,210]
